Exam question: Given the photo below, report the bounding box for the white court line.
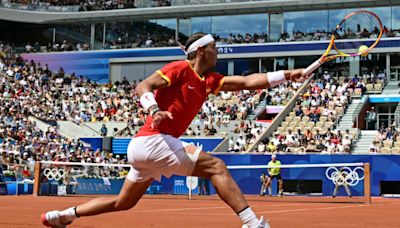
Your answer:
[135,206,228,213]
[258,204,366,214]
[135,203,371,216]
[134,203,311,213]
[0,207,37,210]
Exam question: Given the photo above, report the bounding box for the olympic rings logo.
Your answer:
[325,166,364,187]
[43,168,65,181]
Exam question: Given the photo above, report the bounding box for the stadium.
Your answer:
[1,0,400,227]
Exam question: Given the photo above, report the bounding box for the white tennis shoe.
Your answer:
[241,216,271,228]
[41,210,73,228]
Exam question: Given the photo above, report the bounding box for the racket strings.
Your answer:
[334,13,381,54]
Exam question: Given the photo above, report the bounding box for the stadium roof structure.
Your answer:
[0,0,399,24]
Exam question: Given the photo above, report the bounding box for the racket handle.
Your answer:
[303,59,322,75]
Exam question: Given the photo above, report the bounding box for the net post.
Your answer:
[363,163,371,204]
[33,161,41,196]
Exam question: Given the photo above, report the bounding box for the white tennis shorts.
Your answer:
[126,134,202,183]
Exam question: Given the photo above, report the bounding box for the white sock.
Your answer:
[238,207,259,226]
[268,187,272,195]
[59,207,78,220]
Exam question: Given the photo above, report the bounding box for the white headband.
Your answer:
[186,34,215,54]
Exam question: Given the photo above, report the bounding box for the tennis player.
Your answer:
[42,33,308,228]
[265,154,284,197]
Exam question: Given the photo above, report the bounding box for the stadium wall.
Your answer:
[215,154,400,196]
[69,154,400,197]
[175,154,400,196]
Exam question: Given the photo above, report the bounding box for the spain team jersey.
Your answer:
[136,60,225,138]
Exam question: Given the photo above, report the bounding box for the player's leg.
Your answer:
[191,151,269,228]
[278,180,283,196]
[278,176,284,196]
[42,136,155,227]
[42,177,153,227]
[77,177,153,215]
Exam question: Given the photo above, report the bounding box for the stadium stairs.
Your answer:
[57,121,100,138]
[247,99,267,120]
[83,122,129,137]
[382,81,400,95]
[352,130,377,154]
[246,77,313,152]
[28,116,53,132]
[28,116,130,139]
[336,99,362,131]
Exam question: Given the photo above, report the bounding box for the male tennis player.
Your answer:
[265,154,284,197]
[42,33,308,228]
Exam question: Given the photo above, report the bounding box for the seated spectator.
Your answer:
[257,142,266,153]
[208,125,217,136]
[306,140,316,152]
[276,140,287,153]
[315,140,327,153]
[369,144,378,154]
[185,127,195,136]
[342,135,352,152]
[266,141,276,153]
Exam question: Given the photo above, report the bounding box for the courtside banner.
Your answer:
[215,154,400,196]
[75,178,124,195]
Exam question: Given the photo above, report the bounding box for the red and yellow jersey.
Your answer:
[136,60,225,138]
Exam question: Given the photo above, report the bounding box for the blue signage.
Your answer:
[215,154,400,196]
[80,138,103,151]
[75,178,124,195]
[369,95,400,103]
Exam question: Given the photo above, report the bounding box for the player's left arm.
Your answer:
[220,69,306,91]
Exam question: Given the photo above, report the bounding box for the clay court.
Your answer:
[1,195,399,227]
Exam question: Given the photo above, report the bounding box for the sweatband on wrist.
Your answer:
[149,106,160,117]
[186,34,215,54]
[140,92,158,112]
[267,70,286,87]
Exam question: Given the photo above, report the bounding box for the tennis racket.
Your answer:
[303,10,383,75]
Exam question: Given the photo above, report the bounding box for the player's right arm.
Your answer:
[135,71,173,128]
[135,71,169,96]
[219,69,307,91]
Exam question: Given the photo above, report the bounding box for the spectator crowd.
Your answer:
[2,0,171,11]
[255,76,357,154]
[370,123,400,154]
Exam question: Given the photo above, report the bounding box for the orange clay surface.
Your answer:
[1,195,400,227]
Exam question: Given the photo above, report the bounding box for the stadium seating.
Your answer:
[254,78,360,154]
[372,126,400,154]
